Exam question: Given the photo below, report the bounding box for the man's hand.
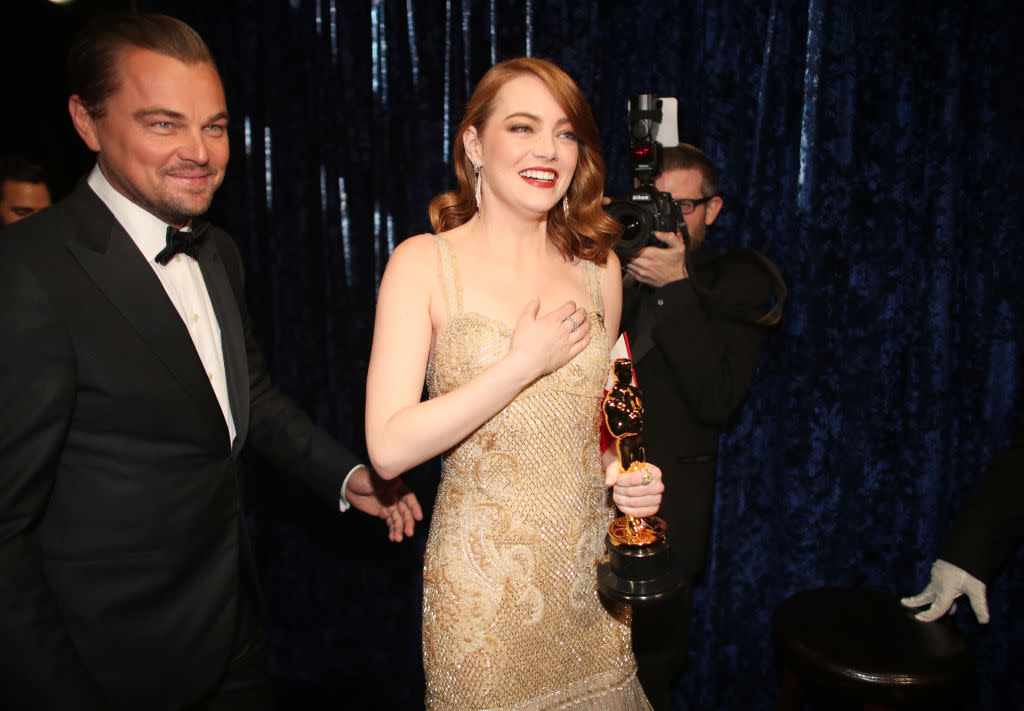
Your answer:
[901,559,990,623]
[344,465,423,542]
[624,229,688,287]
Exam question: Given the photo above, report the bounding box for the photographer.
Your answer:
[619,144,781,709]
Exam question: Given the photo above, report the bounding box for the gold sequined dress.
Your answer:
[422,236,651,711]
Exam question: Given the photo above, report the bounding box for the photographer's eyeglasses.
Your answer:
[674,196,716,215]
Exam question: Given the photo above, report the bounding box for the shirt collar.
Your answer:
[87,164,182,264]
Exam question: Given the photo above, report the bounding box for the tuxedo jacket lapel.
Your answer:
[623,285,658,365]
[62,185,229,443]
[196,237,249,456]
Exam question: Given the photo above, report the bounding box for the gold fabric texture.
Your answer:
[423,236,651,711]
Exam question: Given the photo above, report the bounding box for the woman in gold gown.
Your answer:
[366,58,663,710]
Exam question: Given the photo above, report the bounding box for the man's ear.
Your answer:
[705,195,723,226]
[463,125,481,166]
[69,95,101,152]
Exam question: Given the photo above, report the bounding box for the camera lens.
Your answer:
[605,199,656,260]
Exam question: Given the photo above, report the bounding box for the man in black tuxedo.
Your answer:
[902,417,1024,624]
[0,13,420,711]
[620,144,780,710]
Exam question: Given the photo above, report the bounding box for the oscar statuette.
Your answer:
[597,358,684,604]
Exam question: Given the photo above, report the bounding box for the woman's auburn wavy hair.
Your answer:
[428,57,622,265]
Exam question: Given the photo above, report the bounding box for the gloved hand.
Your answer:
[901,559,989,623]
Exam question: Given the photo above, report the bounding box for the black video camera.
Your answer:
[605,94,685,261]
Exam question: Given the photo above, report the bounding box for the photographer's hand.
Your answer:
[625,229,688,287]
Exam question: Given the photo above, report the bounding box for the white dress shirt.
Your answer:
[88,166,236,444]
[87,166,357,510]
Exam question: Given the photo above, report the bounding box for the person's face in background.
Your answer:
[68,47,229,228]
[0,179,52,226]
[654,167,722,251]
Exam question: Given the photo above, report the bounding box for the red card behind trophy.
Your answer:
[600,332,637,453]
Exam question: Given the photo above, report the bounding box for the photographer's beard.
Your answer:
[683,220,706,252]
[654,168,719,253]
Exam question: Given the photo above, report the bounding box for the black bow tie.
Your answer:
[155,221,209,265]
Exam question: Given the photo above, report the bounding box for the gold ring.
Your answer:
[641,468,652,485]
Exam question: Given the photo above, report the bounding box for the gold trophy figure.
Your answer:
[597,358,682,604]
[603,359,666,545]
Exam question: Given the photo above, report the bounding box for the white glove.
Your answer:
[901,559,989,623]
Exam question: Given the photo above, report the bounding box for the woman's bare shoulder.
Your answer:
[581,250,621,290]
[391,232,438,258]
[383,233,442,273]
[434,222,476,249]
[596,250,621,276]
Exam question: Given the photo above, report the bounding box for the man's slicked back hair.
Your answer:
[68,12,215,118]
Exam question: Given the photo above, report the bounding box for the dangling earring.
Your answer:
[474,162,483,214]
[562,194,570,219]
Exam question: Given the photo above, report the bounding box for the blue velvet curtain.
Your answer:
[139,1,1024,708]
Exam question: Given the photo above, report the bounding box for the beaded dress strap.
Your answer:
[433,235,462,318]
[584,260,603,316]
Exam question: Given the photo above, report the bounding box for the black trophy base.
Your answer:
[597,532,685,605]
